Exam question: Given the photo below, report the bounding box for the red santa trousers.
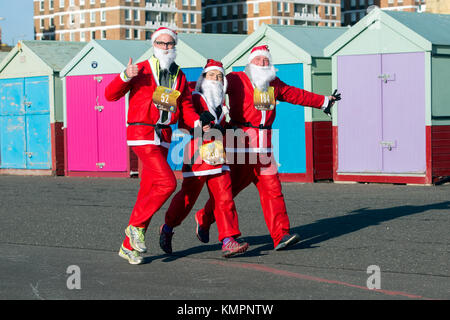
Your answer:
[196,157,290,248]
[122,144,177,251]
[164,171,241,242]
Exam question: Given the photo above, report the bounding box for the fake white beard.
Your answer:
[154,47,177,70]
[201,79,225,109]
[245,63,277,91]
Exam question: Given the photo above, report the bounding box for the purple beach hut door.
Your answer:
[337,52,426,174]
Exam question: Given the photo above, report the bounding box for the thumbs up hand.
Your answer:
[125,58,139,79]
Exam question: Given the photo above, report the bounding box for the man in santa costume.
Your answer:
[195,45,340,251]
[159,59,249,258]
[105,27,204,265]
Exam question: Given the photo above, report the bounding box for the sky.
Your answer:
[0,0,35,46]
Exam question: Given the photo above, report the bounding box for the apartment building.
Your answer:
[341,0,427,26]
[33,0,202,42]
[426,0,450,13]
[202,0,342,35]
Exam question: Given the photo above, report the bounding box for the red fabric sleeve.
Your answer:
[179,75,200,130]
[104,73,132,102]
[273,77,325,109]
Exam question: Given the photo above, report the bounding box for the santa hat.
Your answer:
[195,59,227,102]
[203,59,225,76]
[248,45,272,64]
[151,27,178,44]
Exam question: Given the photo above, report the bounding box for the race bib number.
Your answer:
[200,141,226,166]
[152,86,181,113]
[254,87,275,111]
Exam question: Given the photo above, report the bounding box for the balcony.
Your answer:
[293,11,321,22]
[145,20,177,30]
[145,1,177,12]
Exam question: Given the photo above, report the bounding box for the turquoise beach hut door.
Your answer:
[232,63,306,174]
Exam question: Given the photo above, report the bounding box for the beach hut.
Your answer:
[0,40,85,175]
[60,40,150,177]
[222,24,347,182]
[138,33,246,172]
[324,8,450,185]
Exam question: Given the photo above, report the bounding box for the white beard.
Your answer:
[201,79,224,110]
[154,47,177,70]
[245,63,277,91]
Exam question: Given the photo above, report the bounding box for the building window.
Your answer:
[190,0,196,6]
[134,10,140,21]
[182,13,187,24]
[90,11,96,23]
[243,20,247,32]
[101,10,106,22]
[91,30,96,40]
[125,9,131,21]
[190,13,196,24]
[69,0,75,7]
[232,5,238,16]
[40,19,44,29]
[284,2,289,12]
[222,22,227,32]
[80,0,85,6]
[49,17,54,27]
[80,13,85,24]
[91,0,96,5]
[125,29,131,39]
[59,0,65,8]
[212,7,217,17]
[101,30,107,39]
[59,15,64,26]
[70,32,75,41]
[222,6,227,17]
[232,20,238,32]
[80,32,86,42]
[254,3,259,14]
[134,29,139,39]
[212,23,217,33]
[182,0,188,6]
[277,2,282,12]
[40,1,44,11]
[49,0,54,10]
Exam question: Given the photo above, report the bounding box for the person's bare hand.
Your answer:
[126,58,139,79]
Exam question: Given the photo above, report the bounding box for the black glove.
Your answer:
[323,89,341,117]
[212,124,225,135]
[200,111,216,127]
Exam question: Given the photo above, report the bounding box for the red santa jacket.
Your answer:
[181,91,230,178]
[104,58,199,148]
[225,71,327,153]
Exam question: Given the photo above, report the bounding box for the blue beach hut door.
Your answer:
[0,76,51,169]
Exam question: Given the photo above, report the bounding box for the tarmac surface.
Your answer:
[0,175,449,301]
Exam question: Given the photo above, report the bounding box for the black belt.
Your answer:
[128,123,171,138]
[233,121,272,130]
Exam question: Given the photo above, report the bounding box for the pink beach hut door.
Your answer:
[66,74,127,172]
[66,75,98,171]
[96,74,127,172]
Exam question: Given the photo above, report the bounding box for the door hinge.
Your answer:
[95,105,104,112]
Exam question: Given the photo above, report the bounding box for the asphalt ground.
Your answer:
[0,175,449,304]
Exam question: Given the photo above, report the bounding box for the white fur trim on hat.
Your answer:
[248,49,272,64]
[203,65,225,75]
[151,28,178,44]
